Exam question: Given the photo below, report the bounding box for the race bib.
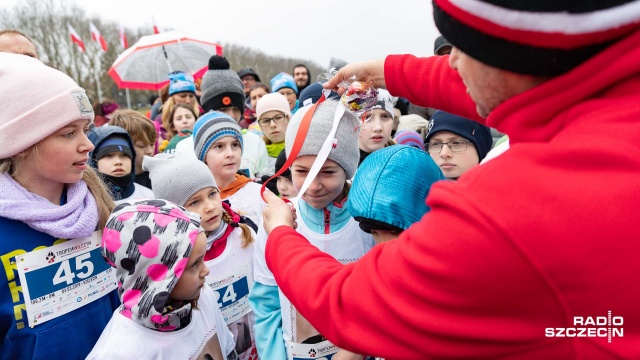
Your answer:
[15,233,117,327]
[288,339,338,360]
[208,265,253,324]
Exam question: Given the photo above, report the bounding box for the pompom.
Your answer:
[208,55,230,70]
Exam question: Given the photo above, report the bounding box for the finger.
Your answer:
[292,220,298,230]
[263,190,285,206]
[323,67,351,90]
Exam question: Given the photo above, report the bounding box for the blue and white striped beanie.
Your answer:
[192,111,243,161]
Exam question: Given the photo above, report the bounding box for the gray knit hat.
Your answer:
[200,56,245,115]
[285,100,359,178]
[142,153,217,206]
[192,111,243,162]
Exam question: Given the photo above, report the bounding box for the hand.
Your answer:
[262,190,297,234]
[323,59,386,95]
[332,349,365,360]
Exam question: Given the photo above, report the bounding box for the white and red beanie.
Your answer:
[433,0,640,75]
[0,53,94,158]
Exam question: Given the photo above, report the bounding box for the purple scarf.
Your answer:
[0,173,99,239]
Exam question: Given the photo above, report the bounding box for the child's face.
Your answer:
[291,156,346,209]
[259,110,288,144]
[97,151,132,177]
[133,141,154,173]
[277,176,297,199]
[218,106,242,122]
[172,107,196,134]
[358,108,394,153]
[171,232,209,301]
[427,131,479,179]
[371,229,401,245]
[277,88,297,111]
[184,187,223,233]
[205,137,242,183]
[18,119,93,186]
[250,88,268,109]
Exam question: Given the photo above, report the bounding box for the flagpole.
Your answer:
[94,51,103,102]
[125,88,131,109]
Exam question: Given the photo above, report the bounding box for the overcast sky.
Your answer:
[3,0,440,67]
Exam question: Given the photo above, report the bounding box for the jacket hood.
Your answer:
[87,125,136,174]
[102,199,204,331]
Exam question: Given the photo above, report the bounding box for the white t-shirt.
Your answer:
[87,285,236,360]
[223,182,265,227]
[253,199,374,358]
[205,227,261,360]
[115,183,155,205]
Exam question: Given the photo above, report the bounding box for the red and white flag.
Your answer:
[119,23,128,49]
[68,24,85,52]
[152,16,160,34]
[89,22,108,52]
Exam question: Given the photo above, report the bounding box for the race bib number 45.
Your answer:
[16,233,117,327]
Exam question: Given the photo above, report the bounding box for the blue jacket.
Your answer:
[0,214,119,359]
[87,126,136,200]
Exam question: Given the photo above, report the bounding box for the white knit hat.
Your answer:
[0,53,94,158]
[255,92,292,120]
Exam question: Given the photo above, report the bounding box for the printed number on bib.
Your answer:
[52,253,94,286]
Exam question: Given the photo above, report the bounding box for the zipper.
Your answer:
[323,208,330,234]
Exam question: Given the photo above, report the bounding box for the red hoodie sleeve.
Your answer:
[265,181,564,359]
[384,54,485,124]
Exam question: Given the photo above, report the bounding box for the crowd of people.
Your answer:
[1,1,640,358]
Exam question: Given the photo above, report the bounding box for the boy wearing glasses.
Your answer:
[425,110,492,180]
[255,93,292,175]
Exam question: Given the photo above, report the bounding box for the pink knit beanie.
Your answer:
[0,53,94,158]
[255,92,292,120]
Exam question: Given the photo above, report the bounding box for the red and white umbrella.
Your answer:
[108,30,223,90]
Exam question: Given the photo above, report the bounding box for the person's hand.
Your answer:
[332,349,365,360]
[323,59,386,95]
[262,191,297,234]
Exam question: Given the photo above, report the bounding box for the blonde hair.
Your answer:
[109,110,157,146]
[222,210,254,248]
[0,149,114,230]
[161,98,200,140]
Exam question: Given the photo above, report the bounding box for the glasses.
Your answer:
[426,140,470,154]
[258,114,288,127]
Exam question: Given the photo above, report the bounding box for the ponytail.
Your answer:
[221,210,254,248]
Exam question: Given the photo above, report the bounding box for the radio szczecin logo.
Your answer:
[545,311,623,343]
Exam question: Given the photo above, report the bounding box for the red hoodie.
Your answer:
[266,30,640,359]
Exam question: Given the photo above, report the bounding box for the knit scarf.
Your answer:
[220,174,252,198]
[0,173,98,239]
[265,142,286,158]
[204,202,240,261]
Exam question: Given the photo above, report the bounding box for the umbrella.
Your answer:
[108,30,223,91]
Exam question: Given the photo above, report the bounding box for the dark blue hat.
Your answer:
[298,82,340,108]
[425,110,493,161]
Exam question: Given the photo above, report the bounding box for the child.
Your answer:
[163,103,198,153]
[243,82,270,133]
[177,56,270,179]
[156,72,200,151]
[424,110,493,180]
[192,111,266,226]
[393,130,426,151]
[87,200,236,359]
[349,145,445,244]
[0,53,118,359]
[270,72,299,114]
[255,92,292,175]
[143,153,261,359]
[108,109,157,189]
[358,89,397,166]
[87,126,154,202]
[274,149,298,199]
[250,100,375,359]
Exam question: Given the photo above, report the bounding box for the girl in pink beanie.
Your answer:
[0,53,119,359]
[255,92,292,175]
